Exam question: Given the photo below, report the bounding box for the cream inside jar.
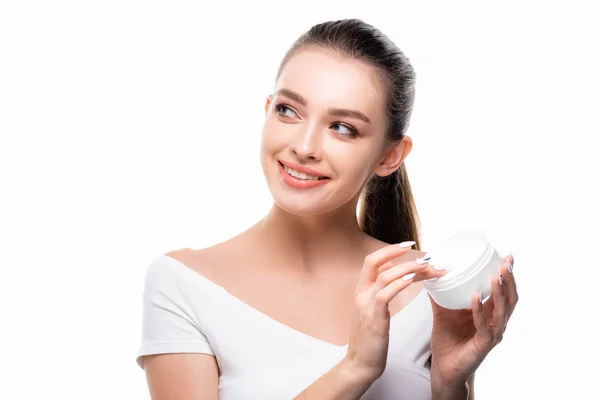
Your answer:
[422,229,505,310]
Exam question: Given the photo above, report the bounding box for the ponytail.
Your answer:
[358,163,422,250]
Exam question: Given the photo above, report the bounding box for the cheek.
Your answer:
[261,118,289,149]
[330,141,378,167]
[346,165,373,188]
[328,154,371,187]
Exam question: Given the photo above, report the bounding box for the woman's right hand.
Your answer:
[344,242,446,382]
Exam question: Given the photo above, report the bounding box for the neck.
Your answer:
[252,198,371,274]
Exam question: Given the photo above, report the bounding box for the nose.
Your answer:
[291,122,323,161]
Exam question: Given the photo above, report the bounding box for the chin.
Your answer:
[271,185,363,219]
[270,192,329,216]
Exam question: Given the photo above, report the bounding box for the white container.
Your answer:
[422,229,504,310]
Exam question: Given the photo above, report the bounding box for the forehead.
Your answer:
[276,46,386,118]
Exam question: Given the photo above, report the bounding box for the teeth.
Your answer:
[284,166,322,180]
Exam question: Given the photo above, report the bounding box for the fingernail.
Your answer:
[398,241,416,248]
[507,259,513,274]
[416,254,431,265]
[402,272,416,281]
[509,252,515,264]
[433,264,446,271]
[499,273,504,286]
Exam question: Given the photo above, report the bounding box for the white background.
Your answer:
[1,0,598,398]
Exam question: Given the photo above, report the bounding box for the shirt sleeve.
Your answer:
[136,258,214,370]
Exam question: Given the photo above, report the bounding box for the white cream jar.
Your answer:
[422,229,505,310]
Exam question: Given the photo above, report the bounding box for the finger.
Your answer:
[374,264,446,303]
[378,251,433,274]
[373,260,445,293]
[378,261,394,274]
[482,255,514,316]
[357,241,415,290]
[374,276,413,304]
[482,289,494,316]
[472,292,493,343]
[501,256,519,318]
[490,272,508,340]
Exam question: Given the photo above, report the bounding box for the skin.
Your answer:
[143,45,518,400]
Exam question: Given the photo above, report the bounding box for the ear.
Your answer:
[373,135,413,178]
[264,95,273,115]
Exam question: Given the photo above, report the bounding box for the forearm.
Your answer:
[431,381,470,400]
[293,358,378,400]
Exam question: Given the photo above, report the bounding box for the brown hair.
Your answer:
[275,18,422,250]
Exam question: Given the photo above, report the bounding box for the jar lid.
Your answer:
[423,229,492,290]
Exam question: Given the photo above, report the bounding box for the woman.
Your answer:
[136,18,518,399]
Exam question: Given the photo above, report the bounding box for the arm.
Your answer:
[143,353,219,400]
[293,358,378,400]
[295,359,474,400]
[431,373,475,400]
[138,255,220,399]
[294,245,446,399]
[143,352,375,400]
[467,374,474,400]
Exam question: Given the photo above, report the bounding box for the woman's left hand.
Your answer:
[428,254,518,392]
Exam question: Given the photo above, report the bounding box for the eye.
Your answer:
[331,123,359,138]
[274,103,298,119]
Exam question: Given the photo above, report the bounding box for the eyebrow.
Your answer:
[274,88,372,124]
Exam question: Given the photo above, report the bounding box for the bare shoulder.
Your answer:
[165,246,218,271]
[163,237,246,286]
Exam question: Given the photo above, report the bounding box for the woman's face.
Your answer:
[260,45,410,216]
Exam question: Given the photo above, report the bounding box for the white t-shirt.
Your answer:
[137,254,434,399]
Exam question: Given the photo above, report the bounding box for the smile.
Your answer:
[278,161,331,188]
[280,162,327,181]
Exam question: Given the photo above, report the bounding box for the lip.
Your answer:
[278,161,331,189]
[278,160,328,178]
